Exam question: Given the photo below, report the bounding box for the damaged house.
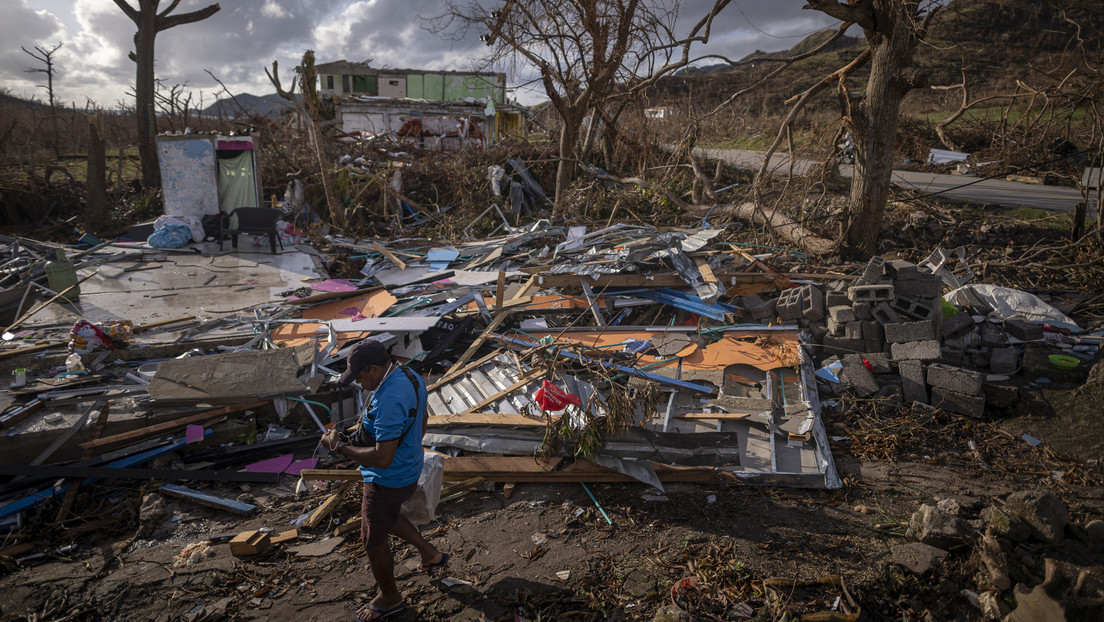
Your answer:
[315,61,528,148]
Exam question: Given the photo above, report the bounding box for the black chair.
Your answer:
[219,207,284,254]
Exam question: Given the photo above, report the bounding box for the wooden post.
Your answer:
[86,110,108,233]
[1072,201,1086,240]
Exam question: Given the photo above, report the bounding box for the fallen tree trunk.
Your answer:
[704,201,837,257]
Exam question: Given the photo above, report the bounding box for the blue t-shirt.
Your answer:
[358,367,427,488]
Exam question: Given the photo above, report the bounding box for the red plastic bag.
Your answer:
[534,380,582,411]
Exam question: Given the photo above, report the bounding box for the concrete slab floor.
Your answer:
[26,241,326,339]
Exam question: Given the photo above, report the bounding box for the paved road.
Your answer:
[696,148,1085,212]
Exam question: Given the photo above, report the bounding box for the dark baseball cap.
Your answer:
[338,339,391,385]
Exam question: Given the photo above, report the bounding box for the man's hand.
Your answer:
[321,428,341,451]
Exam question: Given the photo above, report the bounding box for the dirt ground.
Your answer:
[2,368,1102,622]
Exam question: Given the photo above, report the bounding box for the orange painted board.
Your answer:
[271,290,397,347]
[525,330,798,371]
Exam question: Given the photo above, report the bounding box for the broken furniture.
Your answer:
[218,207,284,255]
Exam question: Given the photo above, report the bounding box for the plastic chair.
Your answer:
[219,207,284,254]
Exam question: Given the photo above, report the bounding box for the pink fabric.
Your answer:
[244,454,295,473]
[185,425,205,444]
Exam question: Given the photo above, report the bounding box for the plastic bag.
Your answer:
[534,380,582,411]
[147,223,192,248]
[400,452,444,526]
[68,319,135,354]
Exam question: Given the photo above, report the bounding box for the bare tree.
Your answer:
[800,0,941,258]
[112,0,221,190]
[266,53,345,228]
[430,0,731,212]
[22,42,63,158]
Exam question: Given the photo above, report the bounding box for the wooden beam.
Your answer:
[299,469,360,481]
[133,316,195,333]
[495,270,506,309]
[428,412,557,427]
[159,484,257,515]
[674,412,752,420]
[305,481,353,529]
[372,241,406,270]
[79,401,267,450]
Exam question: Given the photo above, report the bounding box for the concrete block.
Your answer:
[844,321,863,340]
[899,360,928,404]
[827,316,846,336]
[848,284,894,303]
[825,289,850,308]
[884,320,936,344]
[866,338,885,354]
[861,321,883,343]
[1004,319,1043,341]
[890,296,935,320]
[856,256,886,285]
[926,363,984,396]
[931,388,986,418]
[896,274,943,299]
[970,349,991,369]
[891,340,941,361]
[841,354,879,397]
[990,347,1018,374]
[740,295,763,308]
[862,352,893,374]
[799,284,825,322]
[942,312,975,337]
[872,302,901,325]
[940,347,967,366]
[749,298,777,321]
[853,302,873,320]
[886,259,919,280]
[822,335,865,358]
[829,305,857,324]
[776,288,803,321]
[980,324,1009,348]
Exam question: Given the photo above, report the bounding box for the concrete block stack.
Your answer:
[760,254,1053,419]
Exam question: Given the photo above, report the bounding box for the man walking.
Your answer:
[321,339,447,621]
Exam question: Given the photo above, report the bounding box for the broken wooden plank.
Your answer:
[159,484,257,515]
[428,412,557,427]
[675,412,752,420]
[299,469,361,481]
[270,529,299,544]
[279,286,383,306]
[372,241,406,270]
[229,530,271,556]
[56,402,113,521]
[0,465,281,484]
[440,476,486,500]
[442,456,563,479]
[79,401,267,450]
[133,316,196,333]
[695,257,719,288]
[305,481,353,529]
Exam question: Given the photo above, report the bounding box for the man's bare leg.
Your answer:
[358,541,404,620]
[390,514,444,568]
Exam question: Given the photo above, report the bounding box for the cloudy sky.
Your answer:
[3,0,843,109]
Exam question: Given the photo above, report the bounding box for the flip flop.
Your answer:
[417,551,449,573]
[353,601,405,622]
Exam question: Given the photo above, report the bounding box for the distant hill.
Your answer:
[200,93,294,118]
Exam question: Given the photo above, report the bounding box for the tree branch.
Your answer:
[156,3,220,31]
[111,0,139,23]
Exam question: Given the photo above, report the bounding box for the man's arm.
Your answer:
[320,429,400,469]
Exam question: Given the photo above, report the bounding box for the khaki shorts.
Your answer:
[360,481,417,550]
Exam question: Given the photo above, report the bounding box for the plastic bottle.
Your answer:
[65,353,85,373]
[45,249,80,302]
